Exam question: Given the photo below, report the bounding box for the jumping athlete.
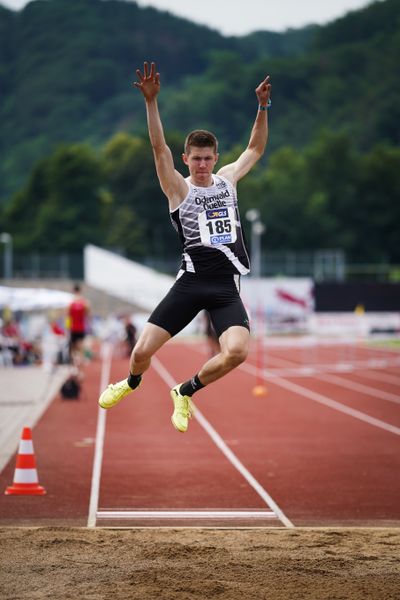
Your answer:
[98,61,271,432]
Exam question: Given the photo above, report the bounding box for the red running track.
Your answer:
[0,339,399,527]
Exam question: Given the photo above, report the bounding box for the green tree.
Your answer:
[4,144,105,251]
[3,158,51,251]
[303,130,359,250]
[102,132,181,259]
[356,144,400,262]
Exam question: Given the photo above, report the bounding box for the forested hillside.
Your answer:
[0,0,314,200]
[1,0,399,266]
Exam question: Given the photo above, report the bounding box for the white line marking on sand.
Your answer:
[151,356,294,528]
[96,510,277,520]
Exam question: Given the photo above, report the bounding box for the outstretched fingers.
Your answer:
[134,61,158,86]
[133,61,161,97]
[143,61,158,79]
[148,61,160,84]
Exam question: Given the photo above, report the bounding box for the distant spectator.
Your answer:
[1,311,40,366]
[67,284,90,365]
[1,314,22,364]
[49,310,69,365]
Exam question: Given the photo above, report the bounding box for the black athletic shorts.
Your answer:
[148,272,250,338]
[70,331,86,344]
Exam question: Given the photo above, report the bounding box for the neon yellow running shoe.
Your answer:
[170,384,193,433]
[98,379,138,409]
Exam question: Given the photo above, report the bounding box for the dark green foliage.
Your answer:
[237,129,400,264]
[3,144,105,251]
[356,145,400,262]
[312,0,400,49]
[3,0,398,200]
[0,0,236,199]
[231,26,316,59]
[1,0,399,266]
[101,131,181,259]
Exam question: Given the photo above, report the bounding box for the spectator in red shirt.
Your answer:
[67,284,90,364]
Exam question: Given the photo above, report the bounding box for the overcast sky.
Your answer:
[1,0,377,35]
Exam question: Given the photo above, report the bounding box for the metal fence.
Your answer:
[0,249,398,282]
[262,250,346,281]
[1,252,84,280]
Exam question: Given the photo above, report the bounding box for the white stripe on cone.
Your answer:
[13,469,39,484]
[18,440,34,454]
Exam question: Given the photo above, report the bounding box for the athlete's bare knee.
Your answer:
[130,324,170,369]
[223,344,248,369]
[131,343,152,365]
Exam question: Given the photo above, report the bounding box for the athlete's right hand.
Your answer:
[133,61,160,100]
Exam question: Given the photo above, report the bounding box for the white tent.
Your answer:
[0,286,73,312]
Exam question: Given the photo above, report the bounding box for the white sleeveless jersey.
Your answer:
[170,174,250,275]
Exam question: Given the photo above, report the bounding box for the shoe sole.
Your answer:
[171,415,187,433]
[170,387,188,432]
[98,380,141,410]
[98,392,125,410]
[98,401,112,409]
[98,399,115,409]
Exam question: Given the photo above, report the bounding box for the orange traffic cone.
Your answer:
[5,427,46,495]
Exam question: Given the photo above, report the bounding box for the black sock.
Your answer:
[127,372,142,390]
[179,374,205,397]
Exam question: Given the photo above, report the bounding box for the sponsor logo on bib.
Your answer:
[210,234,233,244]
[206,208,228,219]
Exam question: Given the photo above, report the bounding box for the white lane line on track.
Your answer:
[356,369,400,386]
[356,344,400,356]
[262,359,400,378]
[151,355,294,529]
[87,342,113,528]
[241,362,400,437]
[314,372,400,405]
[257,348,400,376]
[96,510,277,520]
[252,350,400,403]
[193,343,400,433]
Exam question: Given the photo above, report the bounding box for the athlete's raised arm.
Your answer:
[134,62,188,210]
[217,75,271,186]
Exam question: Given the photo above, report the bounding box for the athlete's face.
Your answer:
[183,145,219,187]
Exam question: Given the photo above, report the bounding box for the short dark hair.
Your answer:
[184,130,218,155]
[73,283,81,293]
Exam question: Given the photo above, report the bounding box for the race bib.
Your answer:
[198,207,237,246]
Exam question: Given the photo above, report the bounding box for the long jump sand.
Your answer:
[1,527,399,599]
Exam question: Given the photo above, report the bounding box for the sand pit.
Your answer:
[1,527,399,599]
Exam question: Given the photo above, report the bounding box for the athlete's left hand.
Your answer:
[255,75,271,105]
